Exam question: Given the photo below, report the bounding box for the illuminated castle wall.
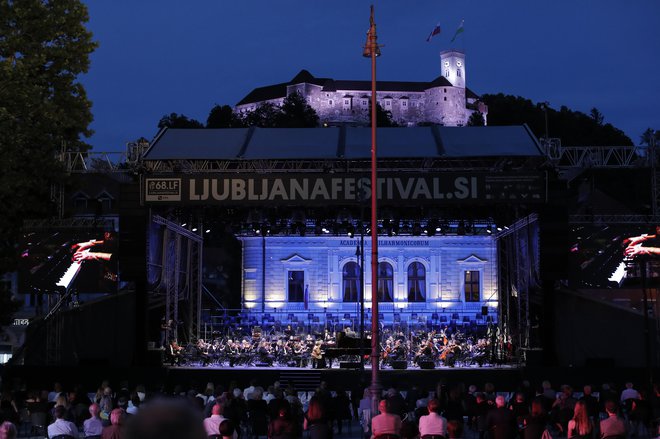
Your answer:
[235,50,482,127]
[239,235,498,322]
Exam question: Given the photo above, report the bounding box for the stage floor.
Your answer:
[167,363,521,371]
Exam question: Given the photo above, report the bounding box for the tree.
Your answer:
[206,104,245,128]
[0,0,96,271]
[640,128,659,147]
[589,108,604,125]
[276,92,319,127]
[368,103,398,127]
[467,111,485,126]
[157,113,204,129]
[243,102,281,128]
[481,93,632,146]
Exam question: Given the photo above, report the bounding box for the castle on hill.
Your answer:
[235,50,486,127]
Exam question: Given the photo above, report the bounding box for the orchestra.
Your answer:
[163,323,510,369]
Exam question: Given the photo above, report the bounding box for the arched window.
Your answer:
[407,262,426,302]
[377,262,394,302]
[342,262,359,302]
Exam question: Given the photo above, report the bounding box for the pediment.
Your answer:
[281,254,311,263]
[457,254,487,264]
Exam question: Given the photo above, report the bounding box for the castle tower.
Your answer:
[440,50,465,88]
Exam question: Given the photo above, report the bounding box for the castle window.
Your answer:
[288,270,305,302]
[464,270,480,302]
[444,88,447,93]
[344,99,349,105]
[401,100,407,107]
[328,100,333,106]
[342,262,359,302]
[385,100,391,107]
[445,69,450,77]
[444,97,447,101]
[377,261,394,302]
[407,262,426,302]
[362,100,368,106]
[457,69,462,77]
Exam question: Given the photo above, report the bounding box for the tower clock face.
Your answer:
[456,61,462,67]
[444,61,450,67]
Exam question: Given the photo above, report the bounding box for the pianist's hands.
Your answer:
[72,248,101,262]
[624,244,660,257]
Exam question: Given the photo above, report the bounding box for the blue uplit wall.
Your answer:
[239,235,498,323]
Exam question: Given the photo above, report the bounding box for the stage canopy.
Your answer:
[143,125,543,161]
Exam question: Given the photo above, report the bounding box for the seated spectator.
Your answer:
[204,403,238,439]
[567,401,593,439]
[123,398,207,439]
[486,395,516,439]
[48,405,79,438]
[371,399,402,439]
[418,399,447,438]
[268,407,296,439]
[220,419,235,439]
[304,397,331,439]
[599,401,626,439]
[0,421,17,439]
[102,408,125,439]
[84,403,104,438]
[523,399,548,439]
[447,420,463,439]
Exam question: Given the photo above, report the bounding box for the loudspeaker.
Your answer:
[340,361,362,369]
[481,306,488,316]
[391,360,407,370]
[419,361,435,369]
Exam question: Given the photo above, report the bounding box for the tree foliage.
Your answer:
[206,104,244,128]
[467,111,485,126]
[368,103,398,127]
[640,128,659,147]
[0,0,97,275]
[276,92,319,128]
[481,93,632,146]
[157,113,204,129]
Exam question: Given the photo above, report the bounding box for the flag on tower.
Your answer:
[450,19,464,42]
[426,23,441,42]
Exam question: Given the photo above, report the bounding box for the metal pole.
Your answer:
[366,4,381,412]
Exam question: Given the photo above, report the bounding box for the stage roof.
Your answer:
[143,125,543,160]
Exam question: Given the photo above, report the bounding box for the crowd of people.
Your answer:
[0,376,658,439]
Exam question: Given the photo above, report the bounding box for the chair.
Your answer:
[393,313,401,323]
[343,313,351,320]
[440,316,448,323]
[431,312,439,322]
[451,313,459,321]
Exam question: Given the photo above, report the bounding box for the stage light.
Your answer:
[192,227,198,232]
[181,223,187,227]
[486,226,492,234]
[497,226,503,232]
[205,229,211,234]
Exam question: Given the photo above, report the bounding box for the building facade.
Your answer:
[236,50,485,127]
[239,234,498,325]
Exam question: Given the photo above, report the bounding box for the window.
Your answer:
[73,195,88,210]
[457,69,462,78]
[344,99,350,105]
[385,100,391,107]
[342,262,359,302]
[401,100,407,107]
[464,270,480,302]
[444,88,447,93]
[377,262,393,302]
[407,262,426,302]
[288,270,305,302]
[328,100,333,106]
[444,97,447,101]
[362,100,368,106]
[445,69,450,78]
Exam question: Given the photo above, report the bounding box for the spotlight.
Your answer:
[181,223,187,227]
[205,229,211,234]
[347,225,355,238]
[192,227,198,232]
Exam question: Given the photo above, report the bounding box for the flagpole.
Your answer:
[363,4,381,415]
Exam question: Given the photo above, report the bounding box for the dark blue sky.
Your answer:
[81,0,659,152]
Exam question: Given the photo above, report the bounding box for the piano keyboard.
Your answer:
[608,261,628,285]
[56,261,82,289]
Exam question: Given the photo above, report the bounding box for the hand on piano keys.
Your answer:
[56,261,82,289]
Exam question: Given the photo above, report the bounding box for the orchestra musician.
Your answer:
[168,339,183,366]
[311,340,324,369]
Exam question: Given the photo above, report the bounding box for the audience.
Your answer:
[0,375,657,439]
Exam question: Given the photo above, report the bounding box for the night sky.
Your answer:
[81,0,659,152]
